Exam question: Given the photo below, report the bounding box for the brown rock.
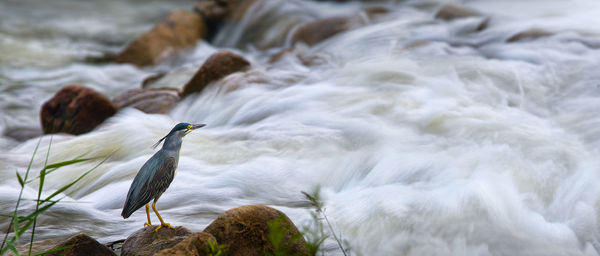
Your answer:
[435,3,481,21]
[153,232,216,256]
[40,85,117,135]
[181,50,250,97]
[112,88,180,114]
[291,16,358,46]
[44,233,116,256]
[194,0,257,40]
[121,226,192,256]
[204,205,309,256]
[507,28,552,42]
[115,9,207,67]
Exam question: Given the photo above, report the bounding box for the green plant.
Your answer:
[264,213,304,256]
[302,188,350,256]
[0,137,113,255]
[206,239,227,256]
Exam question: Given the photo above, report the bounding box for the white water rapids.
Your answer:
[3,0,600,255]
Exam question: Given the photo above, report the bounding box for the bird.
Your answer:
[121,122,205,232]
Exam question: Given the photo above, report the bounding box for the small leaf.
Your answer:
[16,171,25,187]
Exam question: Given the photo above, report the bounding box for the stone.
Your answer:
[507,28,552,42]
[121,226,192,256]
[40,85,117,135]
[290,16,358,46]
[193,0,257,40]
[153,232,216,256]
[204,205,309,256]
[112,88,180,114]
[435,3,481,21]
[115,9,207,67]
[181,50,250,97]
[8,234,114,256]
[3,126,42,142]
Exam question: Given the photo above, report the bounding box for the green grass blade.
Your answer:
[16,171,25,188]
[1,137,42,253]
[43,152,113,203]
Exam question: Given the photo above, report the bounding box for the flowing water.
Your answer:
[2,0,600,255]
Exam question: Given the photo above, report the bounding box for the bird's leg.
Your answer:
[151,201,180,232]
[144,204,152,227]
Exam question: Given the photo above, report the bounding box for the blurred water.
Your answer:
[3,0,600,255]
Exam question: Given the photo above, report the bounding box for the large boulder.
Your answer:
[203,205,309,256]
[290,16,361,46]
[153,232,217,256]
[112,88,180,114]
[121,226,192,256]
[115,9,207,67]
[40,85,117,135]
[180,50,250,97]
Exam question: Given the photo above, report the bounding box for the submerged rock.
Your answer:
[40,85,117,135]
[112,88,180,114]
[181,50,250,97]
[291,16,362,46]
[203,205,309,256]
[435,3,482,21]
[115,9,207,67]
[121,226,192,256]
[507,28,552,42]
[194,0,257,40]
[153,232,216,256]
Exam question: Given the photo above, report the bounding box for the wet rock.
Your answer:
[291,16,361,46]
[112,88,180,114]
[507,28,552,42]
[121,225,192,256]
[153,232,217,256]
[194,0,257,40]
[3,126,42,142]
[204,205,309,256]
[435,3,481,21]
[181,50,250,97]
[40,85,117,135]
[141,73,166,88]
[43,233,116,256]
[115,9,207,67]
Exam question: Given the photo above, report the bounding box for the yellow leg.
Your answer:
[144,204,152,227]
[151,201,179,232]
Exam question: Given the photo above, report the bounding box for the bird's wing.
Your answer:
[121,153,176,218]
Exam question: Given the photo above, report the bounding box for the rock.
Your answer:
[290,16,360,46]
[3,126,42,141]
[153,232,216,256]
[193,0,257,40]
[181,50,250,97]
[121,225,192,256]
[141,73,166,88]
[112,88,180,114]
[204,205,309,256]
[435,3,481,21]
[115,9,207,67]
[40,85,117,135]
[43,233,116,256]
[6,238,61,256]
[507,28,552,42]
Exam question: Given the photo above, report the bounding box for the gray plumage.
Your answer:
[121,123,204,219]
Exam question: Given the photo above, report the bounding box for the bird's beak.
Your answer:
[186,124,206,134]
[191,124,206,130]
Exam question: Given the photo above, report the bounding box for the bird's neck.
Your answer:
[162,135,183,154]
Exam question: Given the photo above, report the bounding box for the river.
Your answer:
[2,0,600,255]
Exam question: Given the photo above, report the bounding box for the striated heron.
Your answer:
[121,123,205,232]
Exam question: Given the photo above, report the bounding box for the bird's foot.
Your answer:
[154,223,180,232]
[144,222,152,227]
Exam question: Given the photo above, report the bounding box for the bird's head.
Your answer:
[152,122,205,149]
